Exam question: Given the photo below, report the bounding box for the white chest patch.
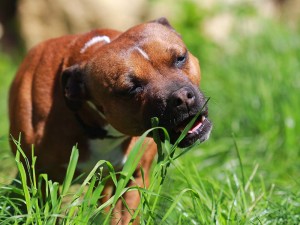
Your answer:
[77,124,128,173]
[80,35,111,53]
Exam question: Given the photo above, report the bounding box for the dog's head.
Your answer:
[62,18,212,147]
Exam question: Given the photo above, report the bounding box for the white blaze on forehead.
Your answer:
[80,35,111,53]
[135,46,150,61]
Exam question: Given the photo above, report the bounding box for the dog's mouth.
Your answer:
[168,110,212,147]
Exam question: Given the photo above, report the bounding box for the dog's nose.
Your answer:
[169,87,195,111]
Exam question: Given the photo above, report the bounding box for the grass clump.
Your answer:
[0,114,207,224]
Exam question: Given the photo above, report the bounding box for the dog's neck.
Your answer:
[74,100,129,173]
[75,100,126,139]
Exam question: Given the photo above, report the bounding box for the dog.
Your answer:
[9,17,212,224]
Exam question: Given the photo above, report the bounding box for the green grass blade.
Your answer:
[61,146,79,196]
[151,117,164,163]
[15,151,32,224]
[158,188,197,224]
[232,133,245,189]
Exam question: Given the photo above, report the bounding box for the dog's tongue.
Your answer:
[188,119,203,134]
[176,116,205,134]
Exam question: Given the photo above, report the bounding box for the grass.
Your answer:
[1,3,300,224]
[0,119,204,224]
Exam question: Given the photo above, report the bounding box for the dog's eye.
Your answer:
[128,76,144,97]
[116,75,144,98]
[174,52,187,68]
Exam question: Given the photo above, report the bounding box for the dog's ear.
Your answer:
[61,64,87,111]
[151,17,175,31]
[151,17,181,37]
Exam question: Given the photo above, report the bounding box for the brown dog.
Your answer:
[9,18,212,224]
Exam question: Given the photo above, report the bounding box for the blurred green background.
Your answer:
[0,0,299,223]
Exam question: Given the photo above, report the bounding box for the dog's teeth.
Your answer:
[188,120,203,134]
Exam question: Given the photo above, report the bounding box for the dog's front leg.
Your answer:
[111,170,143,225]
[111,138,157,225]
